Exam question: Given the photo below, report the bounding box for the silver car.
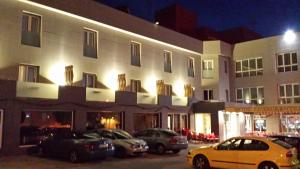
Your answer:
[95,129,148,157]
[134,128,188,154]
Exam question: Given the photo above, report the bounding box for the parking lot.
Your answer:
[0,144,202,169]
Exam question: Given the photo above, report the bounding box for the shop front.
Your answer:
[20,111,73,146]
[167,113,188,132]
[86,112,124,130]
[133,113,160,132]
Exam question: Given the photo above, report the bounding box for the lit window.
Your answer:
[65,65,74,86]
[83,73,97,88]
[164,50,172,73]
[277,52,298,72]
[279,83,300,104]
[164,84,172,96]
[203,89,213,101]
[235,57,263,78]
[18,64,39,82]
[83,29,98,58]
[130,79,141,93]
[187,57,195,77]
[236,87,264,104]
[21,12,41,47]
[202,60,213,79]
[131,41,141,66]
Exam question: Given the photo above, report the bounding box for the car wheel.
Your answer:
[259,162,278,169]
[172,150,180,154]
[156,144,165,155]
[193,155,210,169]
[115,147,127,158]
[69,150,79,163]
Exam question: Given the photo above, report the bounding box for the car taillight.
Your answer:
[84,144,94,151]
[169,137,177,144]
[286,150,293,158]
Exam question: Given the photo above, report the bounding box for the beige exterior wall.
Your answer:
[0,0,203,100]
[233,33,300,105]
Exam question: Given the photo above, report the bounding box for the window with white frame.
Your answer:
[202,60,213,78]
[235,57,263,78]
[187,57,195,77]
[83,73,97,88]
[130,79,141,93]
[164,51,172,73]
[21,12,41,47]
[277,52,298,72]
[279,83,300,104]
[203,89,213,101]
[18,64,39,82]
[236,87,264,104]
[131,41,141,66]
[83,29,98,58]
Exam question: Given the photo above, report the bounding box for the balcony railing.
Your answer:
[16,81,58,99]
[86,88,115,102]
[137,92,157,105]
[172,96,188,106]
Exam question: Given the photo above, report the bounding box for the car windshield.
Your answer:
[161,130,179,137]
[272,139,293,149]
[113,130,133,139]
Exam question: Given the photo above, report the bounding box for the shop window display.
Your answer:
[86,112,121,130]
[20,111,72,145]
[280,115,300,134]
[254,115,266,132]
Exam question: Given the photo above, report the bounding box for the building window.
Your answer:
[277,52,298,72]
[21,12,41,47]
[225,89,229,102]
[236,87,264,104]
[203,89,213,101]
[131,41,141,66]
[202,60,213,78]
[65,65,74,86]
[224,60,228,73]
[187,57,195,77]
[279,83,300,104]
[164,50,172,73]
[83,73,97,88]
[130,79,141,93]
[235,57,263,78]
[18,64,39,82]
[83,29,97,58]
[164,84,172,96]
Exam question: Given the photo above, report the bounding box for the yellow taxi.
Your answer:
[187,136,299,169]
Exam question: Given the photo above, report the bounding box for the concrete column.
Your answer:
[73,111,86,132]
[266,114,280,134]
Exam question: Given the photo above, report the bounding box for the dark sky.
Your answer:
[96,0,300,37]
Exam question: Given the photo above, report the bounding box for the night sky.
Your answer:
[96,0,300,37]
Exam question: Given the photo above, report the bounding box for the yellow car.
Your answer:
[187,136,299,169]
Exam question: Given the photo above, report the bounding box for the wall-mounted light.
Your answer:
[155,21,159,25]
[283,29,296,44]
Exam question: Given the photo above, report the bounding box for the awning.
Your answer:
[225,105,300,115]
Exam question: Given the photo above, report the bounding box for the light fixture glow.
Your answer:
[155,21,159,25]
[104,69,119,91]
[144,75,157,96]
[283,30,296,44]
[48,61,67,86]
[173,79,184,97]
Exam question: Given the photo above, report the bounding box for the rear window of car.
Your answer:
[161,130,179,137]
[272,139,293,149]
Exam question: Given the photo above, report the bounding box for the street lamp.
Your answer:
[283,30,296,44]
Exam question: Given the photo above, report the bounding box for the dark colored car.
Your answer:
[92,129,148,157]
[269,135,300,160]
[134,128,188,154]
[38,129,115,163]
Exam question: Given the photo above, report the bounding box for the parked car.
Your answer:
[134,128,188,154]
[93,129,148,157]
[38,129,114,163]
[269,135,300,160]
[187,136,299,169]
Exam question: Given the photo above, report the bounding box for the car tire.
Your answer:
[172,150,180,154]
[258,162,278,169]
[69,150,79,163]
[115,147,127,158]
[156,144,165,155]
[193,155,210,169]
